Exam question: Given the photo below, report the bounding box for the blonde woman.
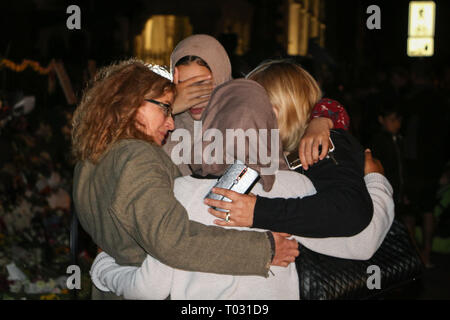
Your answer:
[206,60,392,242]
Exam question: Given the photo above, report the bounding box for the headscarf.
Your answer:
[164,35,233,175]
[190,79,288,192]
[170,34,232,87]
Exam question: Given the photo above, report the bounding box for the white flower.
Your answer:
[24,278,59,294]
[9,199,33,231]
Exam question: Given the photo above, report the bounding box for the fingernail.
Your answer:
[365,149,371,152]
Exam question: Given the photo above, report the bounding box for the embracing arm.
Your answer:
[90,252,173,300]
[294,173,394,260]
[111,140,273,277]
[299,99,350,169]
[253,131,373,238]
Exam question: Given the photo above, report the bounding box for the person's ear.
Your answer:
[173,67,180,84]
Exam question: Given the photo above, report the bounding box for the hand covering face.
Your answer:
[190,79,288,192]
[170,34,232,87]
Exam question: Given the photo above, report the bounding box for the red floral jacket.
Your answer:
[311,98,350,131]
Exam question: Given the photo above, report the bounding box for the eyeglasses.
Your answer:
[144,99,173,117]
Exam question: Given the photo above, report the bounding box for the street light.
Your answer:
[407,1,435,57]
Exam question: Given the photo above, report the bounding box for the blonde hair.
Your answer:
[246,60,322,152]
[72,59,174,163]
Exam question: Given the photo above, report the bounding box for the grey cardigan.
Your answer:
[73,139,272,277]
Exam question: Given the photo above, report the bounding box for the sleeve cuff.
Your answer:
[265,231,275,262]
[364,173,393,195]
[89,251,114,292]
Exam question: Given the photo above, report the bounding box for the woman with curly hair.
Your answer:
[71,59,298,299]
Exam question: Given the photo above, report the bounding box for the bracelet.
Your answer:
[266,231,276,262]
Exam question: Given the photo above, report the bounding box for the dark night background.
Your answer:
[2,1,450,66]
[0,0,449,300]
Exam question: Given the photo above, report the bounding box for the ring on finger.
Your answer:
[225,213,231,222]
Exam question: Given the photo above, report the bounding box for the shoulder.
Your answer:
[112,139,166,160]
[313,99,350,130]
[310,129,365,176]
[330,129,363,154]
[112,138,158,153]
[316,98,344,108]
[110,139,175,174]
